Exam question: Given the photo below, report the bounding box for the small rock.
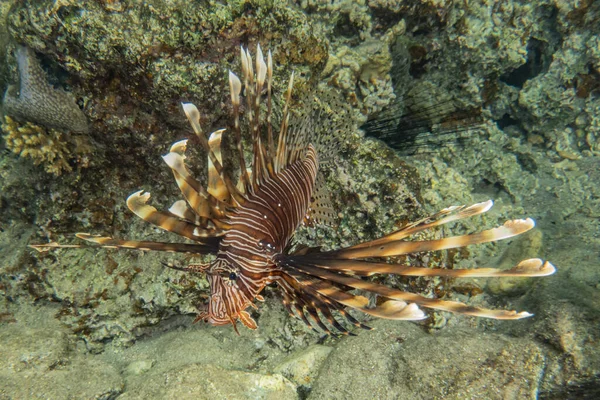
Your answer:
[121,363,297,400]
[274,344,333,388]
[125,359,155,376]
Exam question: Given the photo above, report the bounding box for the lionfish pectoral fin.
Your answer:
[329,218,535,259]
[311,279,425,321]
[287,262,535,320]
[298,257,555,278]
[238,310,258,330]
[71,233,216,254]
[345,200,494,251]
[369,301,426,320]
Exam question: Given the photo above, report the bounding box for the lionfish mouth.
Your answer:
[31,45,555,336]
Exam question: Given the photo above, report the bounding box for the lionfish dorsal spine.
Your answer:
[228,70,252,195]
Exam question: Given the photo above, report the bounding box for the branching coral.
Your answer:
[1,115,89,175]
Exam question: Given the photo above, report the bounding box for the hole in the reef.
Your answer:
[334,14,360,38]
[500,38,548,88]
[477,178,506,197]
[494,113,520,130]
[370,8,402,33]
[516,153,538,174]
[408,45,428,78]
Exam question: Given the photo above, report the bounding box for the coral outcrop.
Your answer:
[3,47,88,134]
[1,115,91,175]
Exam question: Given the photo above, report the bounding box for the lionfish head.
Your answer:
[199,259,260,333]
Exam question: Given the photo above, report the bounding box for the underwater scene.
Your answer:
[0,0,598,399]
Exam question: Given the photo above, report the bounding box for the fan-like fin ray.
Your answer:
[286,261,534,319]
[286,272,354,335]
[168,200,201,225]
[295,271,426,321]
[181,102,246,205]
[347,201,493,250]
[228,69,252,194]
[275,71,294,172]
[162,151,226,219]
[207,129,230,203]
[127,191,221,239]
[293,257,555,278]
[33,233,217,254]
[327,218,535,259]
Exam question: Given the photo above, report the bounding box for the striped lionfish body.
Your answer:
[32,47,555,335]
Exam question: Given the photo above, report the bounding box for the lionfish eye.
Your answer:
[258,239,275,251]
[228,272,237,281]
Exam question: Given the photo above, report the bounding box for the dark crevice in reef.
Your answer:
[500,6,561,89]
[515,152,538,174]
[474,178,512,202]
[500,38,548,89]
[494,113,520,131]
[333,13,361,42]
[539,376,600,400]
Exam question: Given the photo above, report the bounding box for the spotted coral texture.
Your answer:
[3,47,88,134]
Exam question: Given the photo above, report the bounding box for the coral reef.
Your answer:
[6,0,328,154]
[324,39,397,116]
[3,46,88,134]
[0,0,599,398]
[0,2,13,96]
[1,115,90,175]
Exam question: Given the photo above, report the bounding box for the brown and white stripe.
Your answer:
[29,46,555,336]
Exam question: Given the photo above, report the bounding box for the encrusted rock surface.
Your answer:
[0,304,124,399]
[274,344,333,390]
[309,320,545,400]
[120,364,298,400]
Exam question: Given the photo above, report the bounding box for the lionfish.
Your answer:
[31,46,555,335]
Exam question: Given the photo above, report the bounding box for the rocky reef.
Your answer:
[0,0,599,399]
